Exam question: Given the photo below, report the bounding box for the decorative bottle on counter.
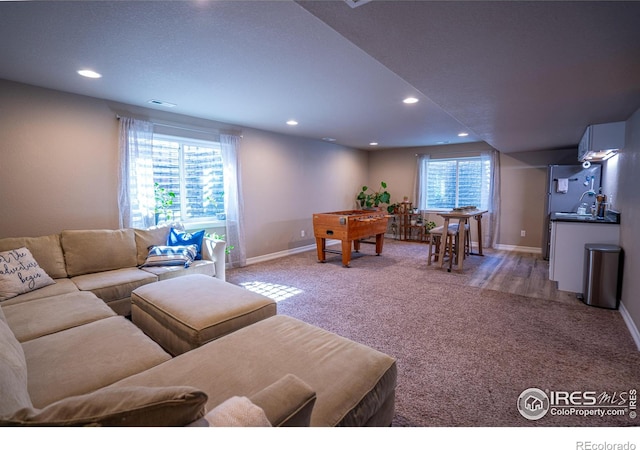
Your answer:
[596,194,607,219]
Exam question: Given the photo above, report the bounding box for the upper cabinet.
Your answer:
[578,121,626,162]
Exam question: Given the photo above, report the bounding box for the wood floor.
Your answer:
[467,250,579,305]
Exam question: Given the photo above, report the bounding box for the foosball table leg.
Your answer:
[315,237,326,263]
[375,233,384,255]
[341,240,352,267]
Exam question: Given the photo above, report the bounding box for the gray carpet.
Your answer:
[227,239,640,427]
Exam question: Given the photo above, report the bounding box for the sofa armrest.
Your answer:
[249,374,316,427]
[201,237,226,281]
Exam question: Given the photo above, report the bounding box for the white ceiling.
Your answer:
[1,1,639,153]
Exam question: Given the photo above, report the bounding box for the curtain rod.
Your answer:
[116,114,241,137]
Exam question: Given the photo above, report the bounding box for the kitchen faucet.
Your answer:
[576,177,596,212]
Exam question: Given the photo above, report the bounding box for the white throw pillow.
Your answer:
[204,396,271,427]
[0,247,55,302]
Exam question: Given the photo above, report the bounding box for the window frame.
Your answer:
[418,154,492,212]
[151,133,226,227]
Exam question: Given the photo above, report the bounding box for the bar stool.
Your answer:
[427,223,471,270]
[427,224,457,270]
[459,220,472,257]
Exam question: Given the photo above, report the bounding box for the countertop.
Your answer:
[550,211,620,224]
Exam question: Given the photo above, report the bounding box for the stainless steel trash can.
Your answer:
[581,243,623,310]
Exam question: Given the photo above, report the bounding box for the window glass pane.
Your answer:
[457,159,483,207]
[152,138,181,222]
[182,143,224,220]
[425,160,456,209]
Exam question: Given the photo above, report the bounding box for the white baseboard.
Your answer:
[246,240,340,265]
[619,302,640,351]
[248,240,541,264]
[493,244,542,254]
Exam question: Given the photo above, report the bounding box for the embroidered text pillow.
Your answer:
[0,247,55,302]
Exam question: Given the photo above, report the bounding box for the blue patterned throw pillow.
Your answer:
[167,228,205,260]
[141,245,198,268]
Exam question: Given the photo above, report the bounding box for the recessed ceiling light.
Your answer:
[322,137,336,142]
[403,97,419,104]
[458,132,469,137]
[77,69,102,79]
[369,142,379,146]
[286,120,298,126]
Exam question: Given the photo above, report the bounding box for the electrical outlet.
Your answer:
[301,230,305,237]
[520,230,526,237]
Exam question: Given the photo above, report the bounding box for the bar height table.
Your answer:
[437,209,488,272]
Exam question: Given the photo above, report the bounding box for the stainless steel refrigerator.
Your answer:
[542,164,602,259]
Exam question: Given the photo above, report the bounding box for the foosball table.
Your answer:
[312,210,390,267]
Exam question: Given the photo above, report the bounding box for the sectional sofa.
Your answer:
[0,226,397,426]
[0,224,226,316]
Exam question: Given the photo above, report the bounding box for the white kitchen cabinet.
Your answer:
[549,221,620,293]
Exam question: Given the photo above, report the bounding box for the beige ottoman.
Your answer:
[131,274,277,356]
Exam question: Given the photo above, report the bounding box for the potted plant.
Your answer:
[424,220,436,233]
[154,182,176,224]
[356,181,394,213]
[205,231,235,255]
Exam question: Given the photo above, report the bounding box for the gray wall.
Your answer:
[368,143,577,249]
[0,81,120,235]
[239,129,367,257]
[2,79,639,340]
[615,107,640,337]
[0,79,367,259]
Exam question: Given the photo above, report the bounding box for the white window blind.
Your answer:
[419,155,491,210]
[152,134,225,223]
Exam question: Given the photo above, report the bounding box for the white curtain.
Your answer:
[488,149,501,249]
[415,154,430,209]
[220,134,246,268]
[118,117,154,229]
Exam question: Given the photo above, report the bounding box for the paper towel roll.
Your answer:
[557,178,569,194]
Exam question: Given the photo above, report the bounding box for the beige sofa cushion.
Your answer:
[0,279,78,307]
[140,259,215,281]
[0,234,67,279]
[2,291,116,342]
[0,319,33,416]
[2,385,207,427]
[61,229,137,277]
[70,267,157,305]
[109,315,397,426]
[23,316,171,408]
[134,225,173,266]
